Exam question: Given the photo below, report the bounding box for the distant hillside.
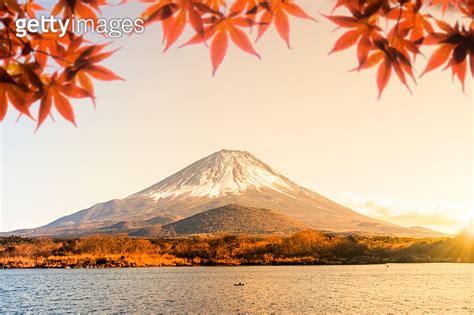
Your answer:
[129,225,163,237]
[160,204,308,235]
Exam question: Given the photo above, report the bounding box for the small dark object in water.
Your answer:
[233,282,244,286]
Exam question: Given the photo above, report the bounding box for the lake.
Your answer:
[1,264,473,313]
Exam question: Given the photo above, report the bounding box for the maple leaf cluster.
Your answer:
[139,0,472,97]
[1,0,472,128]
[326,0,474,97]
[0,0,122,129]
[138,0,316,75]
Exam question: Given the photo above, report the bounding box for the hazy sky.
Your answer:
[1,1,472,233]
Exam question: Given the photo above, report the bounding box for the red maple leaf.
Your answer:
[182,13,261,75]
[257,0,316,48]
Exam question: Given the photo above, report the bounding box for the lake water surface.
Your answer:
[1,264,473,313]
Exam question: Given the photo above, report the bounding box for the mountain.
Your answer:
[159,204,308,235]
[6,149,444,237]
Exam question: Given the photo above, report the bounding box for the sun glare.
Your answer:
[464,219,474,238]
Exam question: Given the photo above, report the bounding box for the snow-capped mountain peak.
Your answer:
[137,150,296,199]
[28,149,444,237]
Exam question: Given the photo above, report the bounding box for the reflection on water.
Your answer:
[1,264,473,313]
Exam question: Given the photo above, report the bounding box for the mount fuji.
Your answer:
[8,150,443,237]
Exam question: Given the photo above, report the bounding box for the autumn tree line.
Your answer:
[0,230,472,268]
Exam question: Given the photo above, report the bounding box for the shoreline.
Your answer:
[1,259,467,269]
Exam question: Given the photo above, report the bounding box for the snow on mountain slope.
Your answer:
[135,150,297,199]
